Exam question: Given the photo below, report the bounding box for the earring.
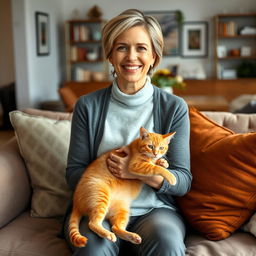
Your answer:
[148,64,154,75]
[109,63,116,77]
[111,69,116,77]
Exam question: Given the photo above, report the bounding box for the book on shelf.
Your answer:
[70,46,77,62]
[70,47,86,62]
[218,21,237,36]
[75,67,91,82]
[70,24,90,42]
[217,64,237,79]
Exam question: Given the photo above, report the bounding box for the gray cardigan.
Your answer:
[66,85,192,208]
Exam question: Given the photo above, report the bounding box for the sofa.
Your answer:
[1,108,256,256]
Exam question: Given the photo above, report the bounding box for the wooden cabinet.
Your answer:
[65,19,109,82]
[174,78,256,102]
[214,13,256,79]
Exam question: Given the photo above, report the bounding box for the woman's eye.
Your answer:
[148,145,154,149]
[116,46,127,51]
[138,46,147,51]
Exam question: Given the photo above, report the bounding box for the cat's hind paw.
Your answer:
[121,232,142,244]
[112,226,142,244]
[129,233,142,244]
[73,236,88,247]
[106,232,117,243]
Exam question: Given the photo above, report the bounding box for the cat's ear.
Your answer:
[163,132,176,144]
[140,127,149,140]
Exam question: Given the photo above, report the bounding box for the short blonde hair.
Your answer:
[102,9,164,70]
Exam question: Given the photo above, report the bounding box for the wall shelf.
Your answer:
[65,19,108,82]
[214,13,256,79]
[217,35,256,39]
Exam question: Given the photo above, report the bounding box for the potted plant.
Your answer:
[151,68,186,93]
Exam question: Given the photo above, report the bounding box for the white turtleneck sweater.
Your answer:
[97,77,175,216]
[97,77,154,156]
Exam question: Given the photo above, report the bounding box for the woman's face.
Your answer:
[109,25,156,94]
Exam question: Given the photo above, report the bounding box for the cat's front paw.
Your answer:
[165,172,177,186]
[156,158,169,168]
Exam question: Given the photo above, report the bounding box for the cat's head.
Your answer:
[138,127,176,160]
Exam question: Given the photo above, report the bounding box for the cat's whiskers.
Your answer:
[142,153,162,162]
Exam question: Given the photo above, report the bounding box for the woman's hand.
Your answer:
[107,147,165,189]
[107,146,137,179]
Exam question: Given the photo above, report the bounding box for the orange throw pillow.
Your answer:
[176,107,256,241]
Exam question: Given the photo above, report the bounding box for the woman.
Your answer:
[64,9,191,256]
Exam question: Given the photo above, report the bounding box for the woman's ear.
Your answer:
[152,52,156,66]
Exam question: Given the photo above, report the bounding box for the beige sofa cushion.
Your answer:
[185,231,256,256]
[0,138,31,228]
[203,111,256,133]
[0,211,71,256]
[9,111,72,217]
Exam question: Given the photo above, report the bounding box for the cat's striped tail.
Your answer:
[69,208,88,247]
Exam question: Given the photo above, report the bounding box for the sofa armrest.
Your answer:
[0,137,31,228]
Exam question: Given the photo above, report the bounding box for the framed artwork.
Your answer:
[35,12,50,56]
[181,21,208,58]
[145,11,181,56]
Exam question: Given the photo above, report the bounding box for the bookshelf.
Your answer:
[214,13,256,79]
[65,19,109,82]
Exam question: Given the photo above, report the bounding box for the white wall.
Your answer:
[12,0,63,109]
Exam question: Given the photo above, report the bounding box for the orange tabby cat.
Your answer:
[69,127,176,247]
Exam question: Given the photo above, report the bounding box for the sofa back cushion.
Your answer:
[203,111,256,133]
[9,110,72,217]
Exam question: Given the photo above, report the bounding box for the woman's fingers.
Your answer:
[109,153,121,163]
[107,158,121,170]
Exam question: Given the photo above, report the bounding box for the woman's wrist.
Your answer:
[138,175,164,190]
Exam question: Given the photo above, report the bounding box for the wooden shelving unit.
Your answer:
[65,19,109,82]
[214,13,256,79]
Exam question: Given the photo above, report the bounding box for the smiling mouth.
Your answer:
[122,65,142,71]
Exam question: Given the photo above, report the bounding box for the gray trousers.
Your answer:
[64,208,186,256]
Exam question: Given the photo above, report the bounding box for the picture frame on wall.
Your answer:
[35,12,50,56]
[145,11,181,56]
[181,21,208,58]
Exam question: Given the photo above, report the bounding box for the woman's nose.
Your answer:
[127,48,137,60]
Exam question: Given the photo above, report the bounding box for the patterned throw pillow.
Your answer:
[9,111,72,217]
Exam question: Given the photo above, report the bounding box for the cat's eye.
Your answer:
[148,145,154,149]
[159,146,164,150]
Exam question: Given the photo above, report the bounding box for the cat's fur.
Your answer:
[69,127,176,247]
